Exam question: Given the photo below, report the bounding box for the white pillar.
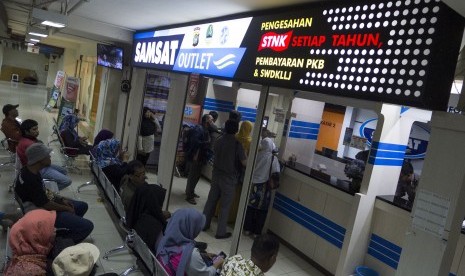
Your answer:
[396,112,465,276]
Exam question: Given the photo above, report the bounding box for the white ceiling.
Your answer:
[1,0,464,47]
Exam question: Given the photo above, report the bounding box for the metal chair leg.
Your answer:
[103,244,127,260]
[77,179,95,193]
[119,265,137,276]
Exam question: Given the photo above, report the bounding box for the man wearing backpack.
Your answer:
[185,114,213,205]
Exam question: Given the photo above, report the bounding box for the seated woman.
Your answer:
[156,208,223,276]
[90,129,114,157]
[95,138,129,190]
[121,161,170,249]
[4,209,56,276]
[59,114,92,155]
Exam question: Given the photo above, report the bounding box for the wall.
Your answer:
[1,47,49,84]
[283,98,325,167]
[0,43,3,75]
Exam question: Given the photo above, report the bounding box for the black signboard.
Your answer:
[133,0,464,110]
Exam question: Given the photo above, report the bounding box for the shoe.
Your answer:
[186,198,197,205]
[215,232,232,239]
[193,193,200,198]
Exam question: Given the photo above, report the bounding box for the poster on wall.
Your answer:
[133,0,464,111]
[63,77,80,103]
[45,71,66,111]
[57,99,75,126]
[350,135,367,150]
[143,74,171,116]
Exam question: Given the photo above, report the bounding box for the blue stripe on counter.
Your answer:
[288,133,318,140]
[237,106,257,113]
[291,120,321,129]
[368,234,401,269]
[273,193,345,248]
[237,106,257,122]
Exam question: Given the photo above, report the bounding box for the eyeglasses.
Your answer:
[133,171,146,177]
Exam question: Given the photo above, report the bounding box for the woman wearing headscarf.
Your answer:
[90,129,114,157]
[59,114,92,155]
[137,107,161,166]
[235,120,253,156]
[94,138,129,190]
[156,208,223,276]
[4,209,56,276]
[243,137,281,236]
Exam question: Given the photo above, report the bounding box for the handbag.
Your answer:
[267,156,280,190]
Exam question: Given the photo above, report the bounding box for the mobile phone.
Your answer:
[212,251,227,263]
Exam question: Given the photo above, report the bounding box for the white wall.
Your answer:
[284,98,325,167]
[2,47,49,84]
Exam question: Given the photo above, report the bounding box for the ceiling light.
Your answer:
[32,8,68,28]
[30,38,40,42]
[27,43,35,46]
[28,26,48,37]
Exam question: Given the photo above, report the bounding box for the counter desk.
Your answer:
[365,195,465,276]
[268,162,465,275]
[268,162,355,274]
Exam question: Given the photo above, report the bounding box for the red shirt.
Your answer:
[17,136,38,166]
[1,117,22,152]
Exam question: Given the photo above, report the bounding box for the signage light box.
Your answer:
[133,0,465,110]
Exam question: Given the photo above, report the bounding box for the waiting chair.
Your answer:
[11,74,19,82]
[0,138,17,168]
[56,131,82,174]
[77,151,96,193]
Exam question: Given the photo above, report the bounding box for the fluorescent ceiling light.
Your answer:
[32,8,68,28]
[41,21,66,28]
[30,38,40,42]
[28,26,48,37]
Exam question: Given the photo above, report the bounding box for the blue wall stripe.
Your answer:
[369,242,400,263]
[290,126,320,134]
[237,106,257,113]
[203,105,233,113]
[368,157,404,166]
[370,149,406,159]
[372,142,407,152]
[204,97,234,106]
[203,101,234,109]
[273,193,346,248]
[288,133,318,140]
[291,120,320,128]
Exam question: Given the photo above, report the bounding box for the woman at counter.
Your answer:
[244,137,281,236]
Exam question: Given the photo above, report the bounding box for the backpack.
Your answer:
[182,125,203,160]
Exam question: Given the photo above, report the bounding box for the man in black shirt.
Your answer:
[15,143,94,243]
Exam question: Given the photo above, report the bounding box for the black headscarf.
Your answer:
[140,107,157,136]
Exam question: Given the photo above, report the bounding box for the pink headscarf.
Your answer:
[4,209,56,276]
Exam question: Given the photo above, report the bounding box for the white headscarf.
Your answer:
[252,138,280,183]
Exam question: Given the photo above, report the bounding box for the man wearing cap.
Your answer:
[15,143,94,243]
[1,104,21,152]
[17,119,72,190]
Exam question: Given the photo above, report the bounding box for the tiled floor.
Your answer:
[0,81,325,275]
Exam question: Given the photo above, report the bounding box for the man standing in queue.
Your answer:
[203,119,247,239]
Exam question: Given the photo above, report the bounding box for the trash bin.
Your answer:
[355,266,379,276]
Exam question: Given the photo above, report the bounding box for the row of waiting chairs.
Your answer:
[88,153,168,275]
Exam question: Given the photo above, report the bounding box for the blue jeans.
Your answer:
[40,164,72,190]
[55,200,94,243]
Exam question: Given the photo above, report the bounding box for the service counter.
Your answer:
[268,162,354,274]
[365,195,465,276]
[268,161,465,275]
